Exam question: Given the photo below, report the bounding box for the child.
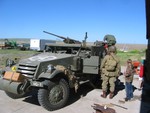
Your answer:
[124,59,135,101]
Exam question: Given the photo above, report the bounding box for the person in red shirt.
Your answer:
[138,60,144,90]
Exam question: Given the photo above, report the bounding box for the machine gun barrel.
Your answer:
[43,31,66,40]
[43,31,81,44]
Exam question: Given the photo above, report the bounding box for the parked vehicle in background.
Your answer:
[30,39,56,51]
[0,39,17,49]
[17,43,30,50]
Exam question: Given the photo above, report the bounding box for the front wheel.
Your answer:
[38,79,69,111]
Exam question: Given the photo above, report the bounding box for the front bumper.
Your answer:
[0,78,23,94]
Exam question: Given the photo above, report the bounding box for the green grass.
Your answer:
[117,50,145,66]
[0,49,39,68]
[0,49,146,68]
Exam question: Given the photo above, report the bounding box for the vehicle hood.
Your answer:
[19,52,75,65]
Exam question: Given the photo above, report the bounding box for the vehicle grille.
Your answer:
[17,64,37,78]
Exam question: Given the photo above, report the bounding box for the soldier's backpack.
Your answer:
[106,56,117,71]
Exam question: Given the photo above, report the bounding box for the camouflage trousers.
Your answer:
[101,75,116,92]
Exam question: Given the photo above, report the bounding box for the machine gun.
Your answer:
[82,32,88,48]
[43,31,81,44]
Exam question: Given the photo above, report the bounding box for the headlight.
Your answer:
[11,66,17,72]
[47,64,55,73]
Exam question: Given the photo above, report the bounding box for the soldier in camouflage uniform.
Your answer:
[100,46,121,99]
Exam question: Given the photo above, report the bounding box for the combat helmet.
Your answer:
[108,45,117,53]
[103,34,116,46]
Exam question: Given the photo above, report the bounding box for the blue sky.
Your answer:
[0,0,147,44]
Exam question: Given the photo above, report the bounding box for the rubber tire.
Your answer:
[38,79,69,111]
[5,91,25,99]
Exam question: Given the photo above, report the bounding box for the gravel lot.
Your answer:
[0,67,142,113]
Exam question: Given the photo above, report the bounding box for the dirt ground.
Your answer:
[0,67,142,113]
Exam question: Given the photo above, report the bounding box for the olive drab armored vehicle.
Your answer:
[0,32,107,111]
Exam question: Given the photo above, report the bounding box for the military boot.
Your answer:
[101,91,107,98]
[109,92,114,99]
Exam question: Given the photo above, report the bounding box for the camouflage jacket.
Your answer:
[124,64,135,82]
[100,53,121,77]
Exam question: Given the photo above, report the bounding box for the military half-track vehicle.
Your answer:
[0,32,106,111]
